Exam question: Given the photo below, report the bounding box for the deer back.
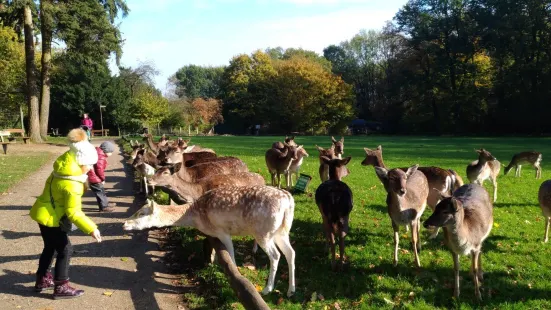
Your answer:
[185,156,241,168]
[265,147,294,173]
[178,159,249,182]
[190,185,294,238]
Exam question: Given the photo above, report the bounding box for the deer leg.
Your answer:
[270,173,275,186]
[491,177,498,202]
[143,177,149,196]
[330,230,336,271]
[472,251,482,301]
[217,234,236,264]
[405,224,409,232]
[277,173,282,189]
[338,228,346,271]
[416,218,422,251]
[453,253,460,299]
[545,217,550,243]
[274,233,296,297]
[477,253,484,282]
[518,165,522,177]
[411,220,421,268]
[392,221,399,267]
[258,239,281,295]
[537,165,542,179]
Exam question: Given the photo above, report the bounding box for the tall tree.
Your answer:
[23,2,41,142]
[39,0,53,138]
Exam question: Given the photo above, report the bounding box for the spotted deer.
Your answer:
[315,156,353,271]
[265,143,303,189]
[149,168,265,204]
[504,151,542,179]
[316,144,337,182]
[466,149,501,202]
[177,138,216,154]
[375,164,429,267]
[331,136,344,159]
[132,152,156,196]
[362,145,463,238]
[423,184,493,301]
[123,186,296,297]
[538,180,551,243]
[287,147,309,187]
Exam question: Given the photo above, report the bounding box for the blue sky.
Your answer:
[110,0,408,90]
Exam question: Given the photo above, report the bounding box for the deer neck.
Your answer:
[172,204,195,227]
[374,154,386,169]
[388,192,407,211]
[328,169,342,181]
[155,204,191,227]
[445,210,469,247]
[174,179,203,201]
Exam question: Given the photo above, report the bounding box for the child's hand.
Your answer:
[90,229,102,242]
[102,181,105,185]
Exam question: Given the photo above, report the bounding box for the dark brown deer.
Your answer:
[423,184,493,301]
[170,158,248,183]
[149,169,265,203]
[265,143,303,189]
[504,151,542,179]
[538,180,551,243]
[142,133,169,155]
[316,144,337,182]
[362,145,464,238]
[132,148,160,168]
[331,136,344,158]
[466,149,500,202]
[376,164,429,267]
[315,156,353,271]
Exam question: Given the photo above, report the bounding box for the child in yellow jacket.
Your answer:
[30,128,102,299]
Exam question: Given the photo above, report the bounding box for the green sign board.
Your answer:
[294,174,312,193]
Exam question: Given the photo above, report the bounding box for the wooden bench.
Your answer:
[4,129,30,144]
[1,142,12,155]
[91,129,109,137]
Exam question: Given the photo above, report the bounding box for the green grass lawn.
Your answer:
[144,135,551,309]
[0,153,52,193]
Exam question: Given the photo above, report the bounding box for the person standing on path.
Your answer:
[88,141,116,212]
[80,113,93,140]
[30,128,103,300]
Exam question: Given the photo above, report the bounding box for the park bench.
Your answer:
[4,128,30,144]
[91,129,109,137]
[0,131,12,154]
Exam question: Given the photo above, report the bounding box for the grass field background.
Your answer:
[0,153,52,194]
[133,135,551,309]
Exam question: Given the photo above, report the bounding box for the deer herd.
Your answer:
[121,134,548,302]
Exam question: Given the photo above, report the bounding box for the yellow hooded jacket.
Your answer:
[30,151,97,234]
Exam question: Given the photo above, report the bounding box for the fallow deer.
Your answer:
[123,186,296,297]
[331,136,344,159]
[132,152,156,196]
[504,151,542,179]
[170,158,248,183]
[466,149,501,202]
[316,144,337,182]
[538,180,551,243]
[158,144,217,166]
[375,164,429,267]
[315,156,353,271]
[128,143,145,162]
[423,184,493,301]
[149,169,265,204]
[287,147,309,187]
[362,145,464,238]
[132,148,160,169]
[177,138,216,154]
[265,143,303,189]
[142,133,169,155]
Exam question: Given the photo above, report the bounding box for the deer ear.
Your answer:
[315,145,323,152]
[331,136,337,143]
[340,136,344,142]
[377,145,382,151]
[139,144,145,149]
[405,164,419,178]
[363,147,371,154]
[320,156,332,165]
[434,188,451,200]
[375,166,388,181]
[341,156,352,166]
[451,197,461,212]
[297,145,303,150]
[172,162,183,173]
[290,136,295,140]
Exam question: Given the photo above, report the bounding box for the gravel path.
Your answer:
[0,141,185,310]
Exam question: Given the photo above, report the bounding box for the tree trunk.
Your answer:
[39,0,53,139]
[23,4,42,143]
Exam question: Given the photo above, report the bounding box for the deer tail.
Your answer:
[280,190,295,234]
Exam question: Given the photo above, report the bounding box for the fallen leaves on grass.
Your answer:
[310,292,317,302]
[383,297,395,305]
[120,257,129,262]
[277,297,284,305]
[255,284,262,292]
[243,262,255,271]
[493,222,500,228]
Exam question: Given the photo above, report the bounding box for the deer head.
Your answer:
[315,145,336,159]
[331,136,344,156]
[321,156,351,180]
[475,149,496,162]
[375,164,419,197]
[123,200,190,231]
[423,192,461,228]
[361,145,383,166]
[284,136,297,147]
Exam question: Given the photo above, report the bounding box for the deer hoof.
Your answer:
[453,289,460,299]
[287,287,295,297]
[393,259,398,267]
[261,286,273,296]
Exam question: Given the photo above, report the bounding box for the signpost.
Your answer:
[99,105,106,136]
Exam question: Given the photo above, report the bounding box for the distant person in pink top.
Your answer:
[80,114,93,140]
